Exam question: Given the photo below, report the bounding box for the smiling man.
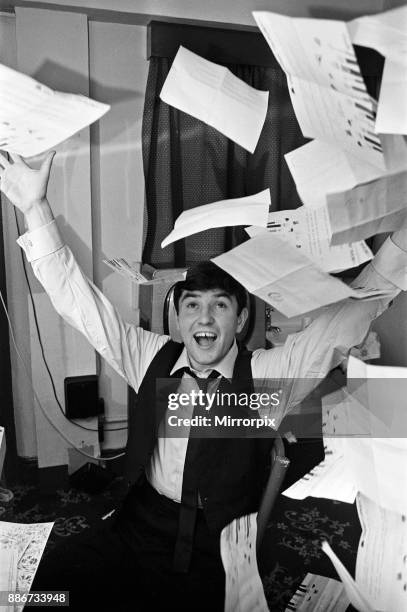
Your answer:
[1,151,407,611]
[174,267,248,370]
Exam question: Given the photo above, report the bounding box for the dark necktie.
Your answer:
[173,367,219,572]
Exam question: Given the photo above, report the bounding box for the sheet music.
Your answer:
[328,169,407,245]
[161,189,270,248]
[0,522,54,596]
[220,513,268,612]
[253,12,384,168]
[0,63,109,156]
[160,46,269,153]
[285,573,350,611]
[212,233,387,318]
[285,140,384,208]
[283,455,357,504]
[322,541,375,612]
[375,59,407,134]
[283,388,357,504]
[356,493,407,612]
[0,546,18,612]
[348,6,407,67]
[246,206,373,273]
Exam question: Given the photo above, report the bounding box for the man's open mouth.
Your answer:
[193,332,217,347]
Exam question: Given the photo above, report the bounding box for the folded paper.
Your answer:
[212,234,386,318]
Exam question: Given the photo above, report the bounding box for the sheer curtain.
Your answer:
[142,25,306,268]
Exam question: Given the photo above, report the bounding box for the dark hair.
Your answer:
[173,261,247,315]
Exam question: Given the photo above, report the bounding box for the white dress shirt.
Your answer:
[17,221,407,501]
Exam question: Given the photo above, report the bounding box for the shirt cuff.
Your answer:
[16,220,65,262]
[372,236,407,290]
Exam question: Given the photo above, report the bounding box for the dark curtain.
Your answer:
[142,57,307,268]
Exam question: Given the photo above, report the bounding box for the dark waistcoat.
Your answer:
[124,340,273,533]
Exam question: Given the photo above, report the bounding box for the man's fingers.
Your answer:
[0,152,10,169]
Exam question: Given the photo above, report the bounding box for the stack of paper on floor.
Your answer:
[0,63,109,156]
[284,573,350,612]
[160,46,269,153]
[221,513,268,612]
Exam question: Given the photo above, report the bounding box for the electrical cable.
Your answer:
[0,286,124,460]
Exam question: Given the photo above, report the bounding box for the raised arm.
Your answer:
[0,152,169,391]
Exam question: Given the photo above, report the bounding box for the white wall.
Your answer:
[1,8,149,464]
[14,0,389,24]
[88,20,148,449]
[13,7,98,468]
[0,12,37,459]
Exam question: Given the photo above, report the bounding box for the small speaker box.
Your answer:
[64,375,101,419]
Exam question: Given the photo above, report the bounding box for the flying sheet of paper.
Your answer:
[0,63,110,157]
[103,259,187,285]
[327,168,407,245]
[212,234,387,318]
[356,493,407,612]
[253,12,384,168]
[160,46,269,153]
[375,59,407,134]
[348,6,407,67]
[283,454,357,504]
[283,388,357,503]
[342,356,407,514]
[161,189,270,248]
[245,206,373,273]
[322,541,375,612]
[0,521,54,596]
[285,140,384,208]
[344,436,407,515]
[284,573,350,612]
[220,513,268,612]
[286,133,407,208]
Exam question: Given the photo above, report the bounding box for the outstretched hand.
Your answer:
[0,151,55,214]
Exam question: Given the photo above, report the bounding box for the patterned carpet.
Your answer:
[1,450,360,611]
